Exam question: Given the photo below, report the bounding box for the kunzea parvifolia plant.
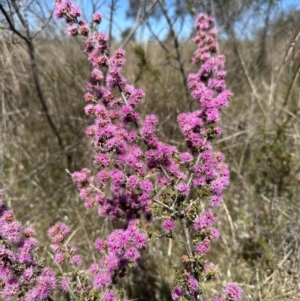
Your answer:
[0,1,243,301]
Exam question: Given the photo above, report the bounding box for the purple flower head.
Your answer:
[95,238,106,251]
[70,254,83,266]
[175,182,190,196]
[94,153,111,168]
[211,178,227,195]
[79,21,89,36]
[132,231,148,248]
[91,69,104,84]
[93,12,103,24]
[61,276,72,292]
[23,267,34,282]
[204,262,219,280]
[48,222,70,244]
[106,254,119,272]
[194,210,216,231]
[23,227,36,237]
[127,175,139,189]
[24,268,56,300]
[210,227,220,240]
[67,24,78,36]
[195,239,210,256]
[224,283,242,301]
[104,291,116,301]
[179,152,193,163]
[72,168,90,184]
[69,5,81,19]
[210,195,222,207]
[54,1,81,23]
[0,218,22,243]
[0,266,11,281]
[1,278,19,299]
[110,48,126,67]
[172,286,184,300]
[93,271,112,288]
[162,219,175,231]
[188,276,198,293]
[124,247,140,261]
[139,179,153,192]
[193,177,206,187]
[55,252,65,264]
[107,66,127,89]
[89,263,99,275]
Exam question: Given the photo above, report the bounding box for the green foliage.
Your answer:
[132,45,160,83]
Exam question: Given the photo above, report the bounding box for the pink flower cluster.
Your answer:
[54,0,88,36]
[91,221,147,291]
[211,283,243,301]
[0,2,244,301]
[171,14,242,301]
[52,4,242,301]
[48,222,83,267]
[0,190,56,300]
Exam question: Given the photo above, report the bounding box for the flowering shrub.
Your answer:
[0,190,56,300]
[0,1,242,300]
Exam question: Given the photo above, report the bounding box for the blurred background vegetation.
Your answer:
[1,0,300,300]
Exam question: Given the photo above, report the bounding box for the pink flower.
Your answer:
[139,179,153,192]
[188,276,198,292]
[195,239,210,256]
[67,24,78,36]
[55,252,65,264]
[172,286,184,300]
[204,262,219,280]
[93,272,112,288]
[61,277,72,292]
[224,283,242,301]
[175,182,190,196]
[104,291,116,301]
[1,278,19,299]
[162,219,175,231]
[194,210,216,231]
[70,254,83,266]
[210,227,220,240]
[179,152,193,163]
[48,222,70,243]
[124,247,140,261]
[93,12,103,24]
[95,238,106,251]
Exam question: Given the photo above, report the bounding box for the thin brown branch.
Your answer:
[108,0,117,49]
[121,0,158,49]
[179,210,203,301]
[0,3,28,42]
[0,2,70,166]
[158,0,190,109]
[11,0,28,28]
[282,60,300,109]
[146,20,169,54]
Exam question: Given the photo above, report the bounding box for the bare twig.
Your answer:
[157,0,190,109]
[121,0,158,49]
[0,2,69,166]
[281,60,300,109]
[222,199,236,242]
[108,0,117,49]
